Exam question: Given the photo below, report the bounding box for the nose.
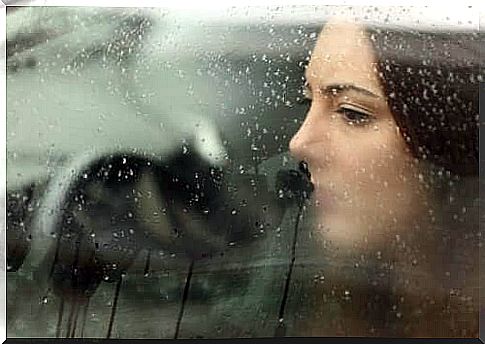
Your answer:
[289,109,319,162]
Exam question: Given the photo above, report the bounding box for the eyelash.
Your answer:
[336,106,374,126]
[299,88,375,127]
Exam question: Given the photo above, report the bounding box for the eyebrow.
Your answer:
[306,82,382,99]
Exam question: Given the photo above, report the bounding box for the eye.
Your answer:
[336,105,375,126]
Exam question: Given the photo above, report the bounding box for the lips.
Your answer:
[310,175,316,185]
[301,162,335,211]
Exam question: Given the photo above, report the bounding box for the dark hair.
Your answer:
[292,25,482,338]
[365,26,482,336]
[366,27,483,177]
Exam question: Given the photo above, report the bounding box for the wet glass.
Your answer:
[5,5,482,339]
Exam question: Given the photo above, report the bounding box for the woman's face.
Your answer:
[290,20,427,251]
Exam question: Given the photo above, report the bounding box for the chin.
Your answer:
[313,212,355,245]
[313,209,389,252]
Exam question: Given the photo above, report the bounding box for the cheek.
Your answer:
[337,135,393,185]
[339,130,416,204]
[360,144,420,225]
[347,129,408,178]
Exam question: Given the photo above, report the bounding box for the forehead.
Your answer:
[306,20,383,95]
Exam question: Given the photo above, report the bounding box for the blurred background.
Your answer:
[5,4,482,339]
[6,6,319,338]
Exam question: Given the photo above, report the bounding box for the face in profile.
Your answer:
[290,20,429,251]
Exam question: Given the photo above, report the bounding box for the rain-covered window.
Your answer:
[6,5,483,339]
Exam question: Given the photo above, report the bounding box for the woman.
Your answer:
[287,19,481,337]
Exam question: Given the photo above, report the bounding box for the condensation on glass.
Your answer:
[5,5,482,339]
